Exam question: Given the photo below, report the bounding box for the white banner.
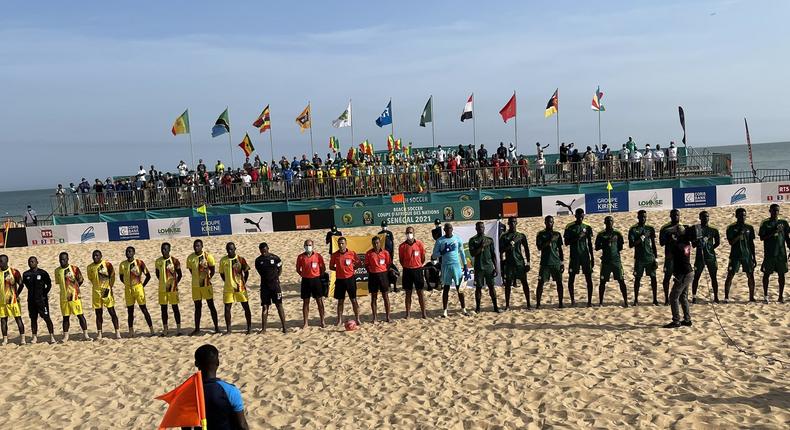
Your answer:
[26,225,68,246]
[628,188,673,212]
[716,183,762,207]
[761,181,790,203]
[453,220,501,289]
[230,212,273,234]
[148,217,191,239]
[541,194,586,217]
[65,223,109,244]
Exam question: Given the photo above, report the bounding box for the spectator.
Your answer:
[620,144,630,179]
[631,145,643,179]
[536,152,546,185]
[644,144,654,179]
[477,144,488,161]
[668,141,678,177]
[655,144,665,177]
[137,165,147,182]
[215,160,225,175]
[23,205,38,226]
[497,142,508,160]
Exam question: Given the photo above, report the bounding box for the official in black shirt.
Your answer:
[325,225,342,255]
[431,219,442,241]
[664,225,694,328]
[254,242,286,333]
[20,256,56,343]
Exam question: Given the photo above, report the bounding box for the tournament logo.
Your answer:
[352,201,365,208]
[342,213,354,226]
[461,206,475,220]
[80,226,95,243]
[459,194,471,201]
[362,211,374,225]
[443,206,455,221]
[730,187,747,205]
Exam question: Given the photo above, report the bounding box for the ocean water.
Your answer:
[1,141,788,221]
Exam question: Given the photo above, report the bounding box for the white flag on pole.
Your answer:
[331,101,352,128]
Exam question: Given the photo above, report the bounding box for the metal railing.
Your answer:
[53,154,732,216]
[732,169,790,184]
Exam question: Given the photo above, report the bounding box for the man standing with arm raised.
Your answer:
[187,239,220,335]
[564,208,595,307]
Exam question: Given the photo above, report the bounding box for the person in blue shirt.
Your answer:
[431,223,469,317]
[188,344,249,430]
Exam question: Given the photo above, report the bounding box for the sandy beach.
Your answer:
[2,204,788,428]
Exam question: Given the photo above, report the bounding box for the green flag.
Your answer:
[419,96,433,127]
[211,108,230,137]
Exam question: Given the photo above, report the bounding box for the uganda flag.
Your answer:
[253,105,271,133]
[545,89,559,118]
[238,133,255,157]
[295,103,311,133]
[171,110,190,136]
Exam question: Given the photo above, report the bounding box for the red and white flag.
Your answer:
[460,94,473,122]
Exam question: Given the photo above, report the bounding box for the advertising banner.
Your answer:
[328,233,386,298]
[189,215,232,237]
[451,221,501,288]
[65,223,109,244]
[230,212,274,234]
[335,202,479,228]
[107,220,150,241]
[628,188,673,212]
[672,186,716,209]
[26,225,69,246]
[715,183,762,207]
[541,194,586,217]
[761,181,790,203]
[584,191,629,214]
[148,217,191,239]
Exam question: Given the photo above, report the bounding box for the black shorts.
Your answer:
[300,277,323,300]
[28,301,50,319]
[402,268,424,291]
[368,272,390,294]
[334,278,357,300]
[260,281,283,306]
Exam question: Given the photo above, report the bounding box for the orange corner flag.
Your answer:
[391,193,405,204]
[156,372,207,429]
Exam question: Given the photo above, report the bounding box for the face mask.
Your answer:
[382,226,388,231]
[406,233,414,240]
[305,245,313,253]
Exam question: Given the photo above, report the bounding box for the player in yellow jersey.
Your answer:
[119,246,154,337]
[54,252,92,342]
[86,250,121,339]
[187,239,220,335]
[155,242,183,336]
[0,255,25,345]
[219,242,251,334]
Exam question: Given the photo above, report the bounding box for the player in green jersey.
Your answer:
[758,204,790,303]
[469,221,500,313]
[723,208,757,303]
[628,210,659,306]
[691,211,720,303]
[564,208,594,307]
[498,217,531,310]
[535,216,565,308]
[658,209,682,305]
[595,216,628,307]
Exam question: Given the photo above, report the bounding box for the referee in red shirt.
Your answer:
[365,236,392,323]
[399,226,427,319]
[329,237,362,326]
[296,239,326,329]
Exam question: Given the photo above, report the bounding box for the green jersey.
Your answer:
[564,221,593,263]
[595,229,624,264]
[628,224,656,265]
[758,218,790,260]
[536,229,563,267]
[726,222,755,261]
[469,234,496,273]
[499,230,528,268]
[694,225,720,262]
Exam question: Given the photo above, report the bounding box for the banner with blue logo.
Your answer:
[107,220,150,241]
[716,183,761,206]
[585,191,629,214]
[672,186,716,209]
[189,215,232,237]
[65,223,109,244]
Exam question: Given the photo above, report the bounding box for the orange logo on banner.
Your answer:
[502,202,518,218]
[295,214,311,230]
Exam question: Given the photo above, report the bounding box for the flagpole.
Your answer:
[513,90,518,153]
[556,109,560,152]
[390,98,394,139]
[350,98,355,151]
[188,129,195,179]
[430,95,436,149]
[598,107,602,148]
[269,111,274,164]
[472,92,477,149]
[308,101,314,157]
[227,106,235,171]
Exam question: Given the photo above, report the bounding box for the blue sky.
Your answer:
[1,0,788,191]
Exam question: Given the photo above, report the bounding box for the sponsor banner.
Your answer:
[107,220,150,241]
[189,215,232,237]
[716,183,762,207]
[230,212,274,234]
[628,188,673,212]
[328,233,385,298]
[540,194,585,217]
[148,217,191,239]
[335,202,479,228]
[0,228,27,248]
[453,221,501,288]
[26,225,69,246]
[761,182,790,203]
[584,191,629,214]
[65,223,109,244]
[672,186,716,209]
[479,197,542,220]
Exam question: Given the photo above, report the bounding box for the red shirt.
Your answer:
[398,240,426,269]
[365,249,391,274]
[296,252,325,279]
[330,250,359,280]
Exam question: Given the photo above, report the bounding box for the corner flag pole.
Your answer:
[606,181,613,213]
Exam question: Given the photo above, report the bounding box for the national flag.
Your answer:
[591,86,605,111]
[420,96,433,127]
[387,135,396,152]
[499,92,516,123]
[359,139,373,155]
[238,133,255,157]
[253,105,271,133]
[295,104,311,133]
[332,102,352,128]
[744,117,756,175]
[391,193,405,204]
[545,89,559,118]
[171,110,190,136]
[155,372,207,430]
[347,147,357,161]
[196,205,207,215]
[461,94,473,122]
[395,138,402,151]
[678,106,686,145]
[375,100,392,127]
[329,136,340,152]
[404,143,411,157]
[211,108,230,137]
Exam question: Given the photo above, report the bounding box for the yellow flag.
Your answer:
[196,205,207,215]
[606,181,613,191]
[295,104,311,133]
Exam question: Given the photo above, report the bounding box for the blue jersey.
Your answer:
[432,235,466,269]
[202,377,244,429]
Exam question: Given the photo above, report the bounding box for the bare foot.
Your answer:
[31,335,38,344]
[189,328,201,336]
